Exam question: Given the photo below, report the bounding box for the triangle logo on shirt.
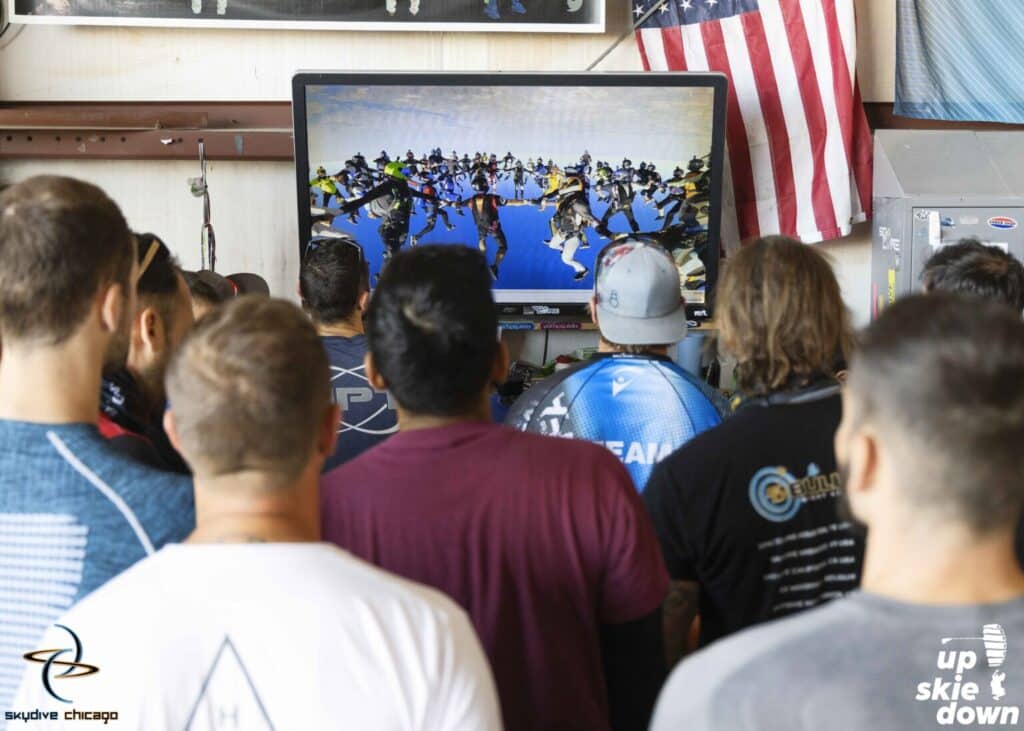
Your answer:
[184,635,275,730]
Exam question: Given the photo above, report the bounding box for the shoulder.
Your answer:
[46,427,191,497]
[653,600,855,729]
[315,544,474,632]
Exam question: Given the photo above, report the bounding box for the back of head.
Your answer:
[0,176,134,345]
[718,236,850,394]
[846,293,1024,532]
[366,245,498,417]
[593,239,689,352]
[921,238,1024,314]
[299,238,370,325]
[165,296,330,482]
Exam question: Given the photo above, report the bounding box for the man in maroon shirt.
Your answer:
[321,245,668,731]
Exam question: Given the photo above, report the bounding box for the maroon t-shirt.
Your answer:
[320,422,669,731]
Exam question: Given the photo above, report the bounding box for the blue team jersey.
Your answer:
[321,335,399,472]
[505,352,726,491]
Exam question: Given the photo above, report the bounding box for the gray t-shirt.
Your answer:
[652,591,1024,730]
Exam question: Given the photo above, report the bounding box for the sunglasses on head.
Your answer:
[304,236,364,262]
[135,233,169,282]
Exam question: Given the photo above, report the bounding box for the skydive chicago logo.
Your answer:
[6,624,118,725]
[915,624,1020,726]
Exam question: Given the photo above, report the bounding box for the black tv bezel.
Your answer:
[292,71,728,322]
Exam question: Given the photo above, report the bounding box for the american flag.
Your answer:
[635,0,872,245]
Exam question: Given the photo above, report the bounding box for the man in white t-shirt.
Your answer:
[14,296,500,731]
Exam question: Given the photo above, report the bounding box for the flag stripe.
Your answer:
[660,25,688,70]
[779,0,839,240]
[800,0,856,239]
[720,15,778,236]
[758,0,820,240]
[641,26,670,71]
[822,0,872,218]
[701,19,760,240]
[740,10,797,237]
[637,26,652,70]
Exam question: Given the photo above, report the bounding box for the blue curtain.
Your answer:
[896,0,1024,123]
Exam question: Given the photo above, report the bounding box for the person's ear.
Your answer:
[137,306,165,358]
[296,282,305,306]
[589,294,599,326]
[365,352,388,391]
[357,290,370,313]
[491,340,510,385]
[163,410,183,455]
[318,404,340,458]
[99,282,126,335]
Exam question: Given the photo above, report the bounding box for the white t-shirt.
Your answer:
[13,543,501,730]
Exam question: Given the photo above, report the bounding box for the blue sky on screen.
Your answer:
[306,84,714,173]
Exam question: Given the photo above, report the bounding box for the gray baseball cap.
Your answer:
[594,239,689,346]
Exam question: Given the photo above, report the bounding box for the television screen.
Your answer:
[293,73,727,318]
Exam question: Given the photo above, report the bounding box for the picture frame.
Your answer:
[7,0,606,33]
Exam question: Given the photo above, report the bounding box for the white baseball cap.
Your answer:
[594,238,689,346]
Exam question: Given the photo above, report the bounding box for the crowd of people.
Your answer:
[1,174,1023,730]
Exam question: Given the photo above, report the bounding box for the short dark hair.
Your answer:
[0,176,135,344]
[166,296,331,481]
[921,238,1024,313]
[718,236,852,394]
[366,245,498,416]
[135,232,182,323]
[299,239,370,324]
[847,293,1024,532]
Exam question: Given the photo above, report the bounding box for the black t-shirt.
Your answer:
[643,387,865,647]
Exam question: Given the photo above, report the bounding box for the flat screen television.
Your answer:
[292,72,728,320]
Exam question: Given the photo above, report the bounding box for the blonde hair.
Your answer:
[718,236,852,395]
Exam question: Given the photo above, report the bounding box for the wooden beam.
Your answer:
[3,101,1022,162]
[0,129,294,161]
[0,102,291,130]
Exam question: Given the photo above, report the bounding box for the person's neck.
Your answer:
[861,519,1024,605]
[597,338,669,357]
[397,399,493,432]
[0,335,104,424]
[187,468,321,544]
[315,316,364,339]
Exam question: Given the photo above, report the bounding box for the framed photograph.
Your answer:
[7,0,605,32]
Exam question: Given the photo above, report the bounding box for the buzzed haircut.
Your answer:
[0,176,135,344]
[366,245,498,417]
[165,296,331,481]
[135,232,183,323]
[921,238,1024,314]
[847,293,1024,532]
[299,239,370,325]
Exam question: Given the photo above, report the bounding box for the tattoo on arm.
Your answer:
[663,580,700,669]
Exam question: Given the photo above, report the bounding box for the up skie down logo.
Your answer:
[23,624,99,704]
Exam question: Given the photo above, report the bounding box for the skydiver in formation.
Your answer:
[536,168,599,281]
[411,174,457,247]
[458,174,531,280]
[309,166,339,208]
[338,161,432,265]
[595,165,639,238]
